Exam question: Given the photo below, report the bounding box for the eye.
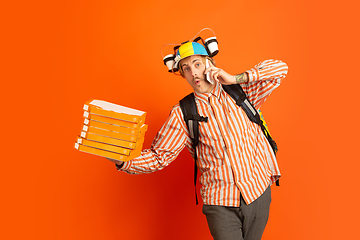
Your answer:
[184,67,189,71]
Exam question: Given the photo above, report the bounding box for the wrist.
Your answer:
[234,73,247,83]
[116,161,125,169]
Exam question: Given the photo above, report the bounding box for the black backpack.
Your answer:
[179,84,279,204]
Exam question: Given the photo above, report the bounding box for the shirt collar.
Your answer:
[193,81,222,102]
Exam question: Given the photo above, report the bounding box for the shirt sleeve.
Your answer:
[242,59,288,109]
[118,104,190,174]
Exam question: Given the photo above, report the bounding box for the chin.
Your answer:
[194,87,209,94]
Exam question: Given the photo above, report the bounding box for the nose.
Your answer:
[191,67,198,78]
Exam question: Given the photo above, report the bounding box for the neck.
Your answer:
[204,80,216,93]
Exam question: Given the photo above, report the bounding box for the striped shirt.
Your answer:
[120,59,288,206]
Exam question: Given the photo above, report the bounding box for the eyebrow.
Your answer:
[181,58,202,68]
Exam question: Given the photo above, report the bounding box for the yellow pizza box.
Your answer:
[76,137,143,156]
[83,100,146,124]
[75,142,142,162]
[83,111,144,129]
[83,118,148,136]
[80,131,144,149]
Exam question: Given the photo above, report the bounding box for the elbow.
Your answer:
[278,60,289,77]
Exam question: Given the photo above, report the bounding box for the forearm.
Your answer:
[117,105,189,174]
[120,145,185,174]
[242,59,288,109]
[234,72,249,83]
[246,59,288,83]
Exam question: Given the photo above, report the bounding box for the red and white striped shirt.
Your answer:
[120,59,288,206]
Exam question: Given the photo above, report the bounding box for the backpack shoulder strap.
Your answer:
[222,84,278,155]
[179,93,208,147]
[222,84,261,124]
[179,93,208,204]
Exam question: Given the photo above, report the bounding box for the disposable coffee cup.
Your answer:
[204,37,219,57]
[163,54,175,72]
[172,61,179,72]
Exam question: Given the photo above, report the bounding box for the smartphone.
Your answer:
[205,59,213,84]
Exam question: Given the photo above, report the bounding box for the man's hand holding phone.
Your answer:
[205,59,245,85]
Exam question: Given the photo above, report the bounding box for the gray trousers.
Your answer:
[202,186,271,240]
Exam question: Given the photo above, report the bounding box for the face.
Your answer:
[180,55,214,94]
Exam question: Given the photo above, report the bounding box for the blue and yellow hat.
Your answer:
[173,42,209,70]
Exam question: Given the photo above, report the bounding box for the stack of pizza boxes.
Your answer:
[75,100,147,163]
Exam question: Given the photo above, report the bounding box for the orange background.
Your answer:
[2,0,360,239]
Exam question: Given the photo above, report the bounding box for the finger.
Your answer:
[210,70,217,81]
[211,69,220,81]
[205,68,215,80]
[209,68,220,76]
[205,66,217,74]
[212,72,219,82]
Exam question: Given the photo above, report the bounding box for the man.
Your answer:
[110,41,288,239]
